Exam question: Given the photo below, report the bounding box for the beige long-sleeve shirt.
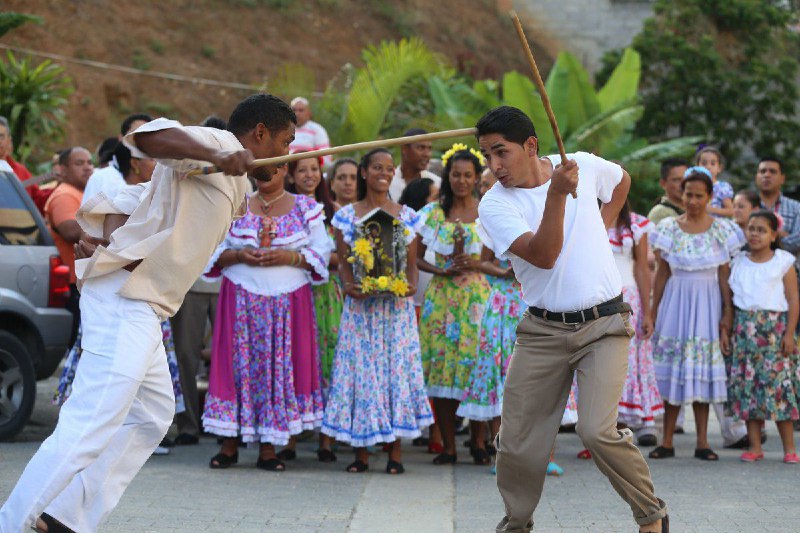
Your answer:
[75,118,249,319]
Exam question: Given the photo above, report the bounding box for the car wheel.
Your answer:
[0,331,36,441]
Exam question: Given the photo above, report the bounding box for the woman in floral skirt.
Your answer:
[322,148,433,475]
[203,168,332,471]
[418,145,491,465]
[724,210,799,463]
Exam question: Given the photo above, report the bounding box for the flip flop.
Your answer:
[346,459,369,473]
[694,448,719,461]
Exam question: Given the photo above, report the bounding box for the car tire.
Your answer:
[0,331,36,441]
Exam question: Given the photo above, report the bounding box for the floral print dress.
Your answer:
[321,204,433,447]
[727,249,800,421]
[418,203,491,400]
[650,217,745,404]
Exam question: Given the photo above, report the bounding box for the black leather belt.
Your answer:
[529,294,630,324]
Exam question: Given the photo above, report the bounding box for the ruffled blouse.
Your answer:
[331,203,422,247]
[730,249,795,312]
[418,202,482,268]
[650,217,745,271]
[203,194,333,296]
[608,212,653,287]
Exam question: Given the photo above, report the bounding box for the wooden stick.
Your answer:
[508,9,577,198]
[186,127,477,177]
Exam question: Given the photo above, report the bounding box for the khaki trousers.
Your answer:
[496,312,667,532]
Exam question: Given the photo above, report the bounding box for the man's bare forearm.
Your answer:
[103,214,129,242]
[525,192,566,269]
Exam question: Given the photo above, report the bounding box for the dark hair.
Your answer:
[749,209,781,250]
[227,94,296,137]
[357,148,392,201]
[97,137,119,165]
[660,157,689,180]
[439,150,482,218]
[681,170,713,195]
[615,200,632,233]
[58,147,74,167]
[475,106,537,147]
[201,115,227,130]
[734,189,760,209]
[121,113,153,136]
[759,156,784,174]
[695,146,724,167]
[402,128,428,139]
[399,177,435,212]
[328,157,358,201]
[286,153,335,226]
[114,142,133,179]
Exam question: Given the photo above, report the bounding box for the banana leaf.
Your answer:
[544,51,600,138]
[501,71,554,152]
[597,48,641,112]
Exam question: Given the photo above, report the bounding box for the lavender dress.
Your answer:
[650,217,745,404]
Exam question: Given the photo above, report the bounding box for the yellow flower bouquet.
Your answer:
[349,208,410,298]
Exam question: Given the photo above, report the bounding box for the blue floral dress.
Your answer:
[321,204,433,447]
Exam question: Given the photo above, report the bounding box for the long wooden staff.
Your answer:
[186,127,477,178]
[507,7,577,198]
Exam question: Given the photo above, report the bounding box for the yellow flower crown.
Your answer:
[441,143,486,169]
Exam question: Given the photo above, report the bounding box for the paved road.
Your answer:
[1,376,797,532]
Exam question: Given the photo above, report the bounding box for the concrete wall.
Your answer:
[516,0,655,73]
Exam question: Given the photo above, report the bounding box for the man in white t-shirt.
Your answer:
[476,106,667,533]
[289,96,331,166]
[82,113,153,206]
[388,128,441,201]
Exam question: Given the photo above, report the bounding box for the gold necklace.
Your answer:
[257,190,286,215]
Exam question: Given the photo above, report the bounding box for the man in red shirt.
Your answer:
[0,115,55,214]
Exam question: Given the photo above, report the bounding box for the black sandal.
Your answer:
[471,447,491,465]
[276,448,297,461]
[694,448,719,461]
[433,452,457,465]
[256,457,286,471]
[648,446,675,459]
[346,459,369,473]
[317,448,338,463]
[36,513,75,533]
[386,460,405,474]
[209,452,239,469]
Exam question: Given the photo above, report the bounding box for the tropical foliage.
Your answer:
[0,12,42,39]
[0,52,74,163]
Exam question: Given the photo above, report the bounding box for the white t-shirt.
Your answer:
[389,168,441,202]
[730,249,794,312]
[478,152,623,312]
[81,165,125,206]
[289,120,332,166]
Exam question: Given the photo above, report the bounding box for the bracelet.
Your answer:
[236,249,243,263]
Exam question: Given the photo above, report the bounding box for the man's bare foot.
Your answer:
[639,518,662,532]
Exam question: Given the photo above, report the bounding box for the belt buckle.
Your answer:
[562,311,581,325]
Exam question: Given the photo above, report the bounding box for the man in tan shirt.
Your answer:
[0,94,297,533]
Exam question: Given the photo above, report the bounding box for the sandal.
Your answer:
[784,452,799,464]
[346,459,369,473]
[739,451,764,462]
[648,446,675,459]
[256,457,286,471]
[694,448,719,461]
[577,449,592,460]
[276,448,297,461]
[471,447,491,465]
[432,452,457,465]
[386,460,405,474]
[209,452,239,469]
[546,461,564,476]
[317,448,338,463]
[36,513,75,533]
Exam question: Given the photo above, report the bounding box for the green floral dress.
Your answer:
[418,203,491,400]
[314,225,343,393]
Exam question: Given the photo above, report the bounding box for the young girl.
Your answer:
[723,210,800,464]
[732,190,761,234]
[696,147,734,218]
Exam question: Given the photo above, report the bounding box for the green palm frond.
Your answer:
[620,135,704,163]
[564,100,643,154]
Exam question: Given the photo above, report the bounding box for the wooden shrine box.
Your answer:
[352,208,408,285]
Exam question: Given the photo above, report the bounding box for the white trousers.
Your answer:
[0,270,174,533]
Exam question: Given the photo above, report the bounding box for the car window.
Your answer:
[0,172,42,245]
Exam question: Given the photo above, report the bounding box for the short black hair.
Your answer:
[97,137,120,165]
[121,113,153,136]
[357,148,392,201]
[58,147,74,167]
[660,157,689,180]
[681,169,713,195]
[201,115,227,130]
[403,128,428,138]
[399,177,435,212]
[475,106,537,147]
[227,94,296,137]
[759,156,784,174]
